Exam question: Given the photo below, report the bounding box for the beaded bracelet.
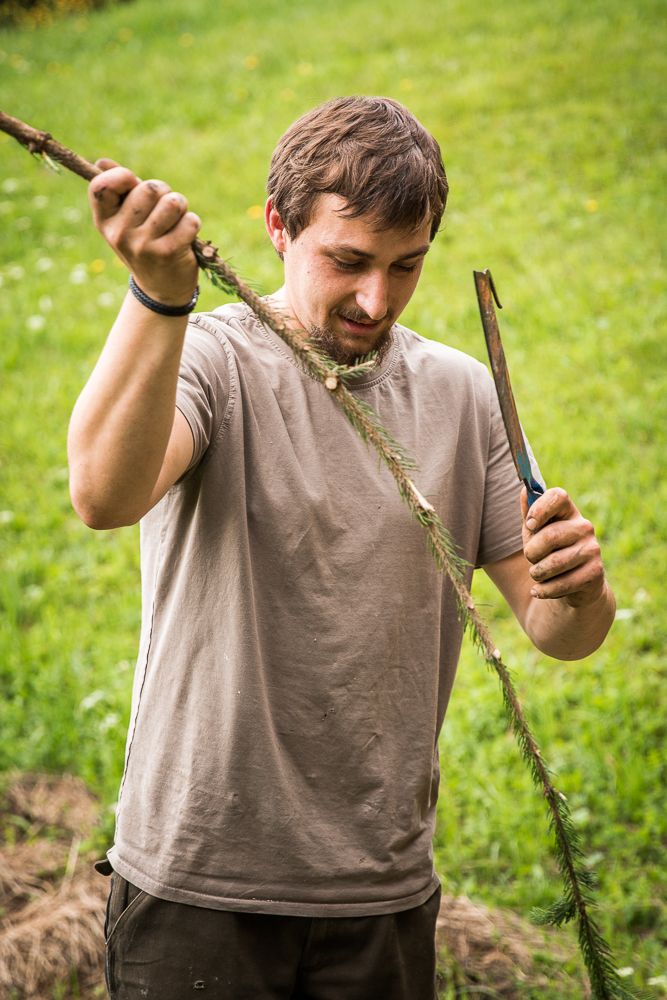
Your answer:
[129,274,200,317]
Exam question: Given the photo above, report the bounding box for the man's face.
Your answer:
[266,194,432,364]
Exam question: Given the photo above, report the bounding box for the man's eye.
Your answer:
[394,263,418,274]
[333,259,362,271]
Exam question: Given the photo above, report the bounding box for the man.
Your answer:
[69,97,614,999]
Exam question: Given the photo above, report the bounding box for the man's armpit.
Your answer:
[148,408,195,507]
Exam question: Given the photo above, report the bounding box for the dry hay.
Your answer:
[0,773,107,999]
[0,873,107,998]
[436,892,588,997]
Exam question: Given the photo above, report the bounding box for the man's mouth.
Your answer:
[338,314,385,337]
[311,318,393,367]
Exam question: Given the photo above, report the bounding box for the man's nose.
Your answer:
[355,272,389,321]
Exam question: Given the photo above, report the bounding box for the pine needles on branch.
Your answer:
[0,109,653,1000]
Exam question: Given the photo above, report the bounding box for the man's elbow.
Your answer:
[528,582,616,661]
[69,481,142,530]
[533,634,609,662]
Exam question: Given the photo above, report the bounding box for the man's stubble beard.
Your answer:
[309,323,394,368]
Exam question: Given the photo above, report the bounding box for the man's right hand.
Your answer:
[89,158,201,306]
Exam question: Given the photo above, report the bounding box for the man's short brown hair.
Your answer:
[267,96,448,242]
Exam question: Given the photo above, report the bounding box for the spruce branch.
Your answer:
[0,110,654,1000]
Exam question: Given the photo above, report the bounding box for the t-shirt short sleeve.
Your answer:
[175,320,232,474]
[475,373,545,567]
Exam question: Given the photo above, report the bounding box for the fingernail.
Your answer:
[526,518,537,531]
[530,589,538,598]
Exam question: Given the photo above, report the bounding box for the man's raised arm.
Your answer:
[68,161,200,529]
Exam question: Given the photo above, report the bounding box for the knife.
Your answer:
[473,268,545,509]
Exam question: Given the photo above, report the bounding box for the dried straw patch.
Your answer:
[0,773,107,999]
[0,870,107,998]
[436,893,589,997]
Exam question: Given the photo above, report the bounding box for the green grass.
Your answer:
[0,0,666,993]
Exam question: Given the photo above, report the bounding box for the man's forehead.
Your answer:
[324,240,431,262]
[302,193,432,257]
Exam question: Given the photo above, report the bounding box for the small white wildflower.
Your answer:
[8,265,25,280]
[35,257,53,272]
[70,267,88,284]
[97,292,116,307]
[616,968,634,978]
[80,689,105,711]
[26,315,46,331]
[647,976,667,987]
[1,178,18,193]
[0,511,15,524]
[99,712,120,733]
[615,609,634,620]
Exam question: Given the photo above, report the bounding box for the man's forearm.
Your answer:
[523,579,616,660]
[68,293,188,529]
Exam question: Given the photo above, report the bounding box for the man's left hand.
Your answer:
[521,487,605,609]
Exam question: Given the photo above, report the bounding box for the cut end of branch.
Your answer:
[407,479,435,512]
[324,376,338,391]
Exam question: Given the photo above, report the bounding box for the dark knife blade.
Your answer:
[473,268,545,508]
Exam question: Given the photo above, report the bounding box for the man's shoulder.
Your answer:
[393,322,491,386]
[187,302,254,342]
[180,303,263,374]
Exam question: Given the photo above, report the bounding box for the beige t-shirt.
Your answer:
[108,301,537,916]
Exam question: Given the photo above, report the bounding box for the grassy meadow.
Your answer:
[0,0,666,994]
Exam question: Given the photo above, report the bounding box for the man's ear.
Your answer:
[265,197,288,257]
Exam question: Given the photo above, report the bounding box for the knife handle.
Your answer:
[524,478,544,507]
[523,478,555,530]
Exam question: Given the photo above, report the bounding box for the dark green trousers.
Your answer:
[104,874,440,1000]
